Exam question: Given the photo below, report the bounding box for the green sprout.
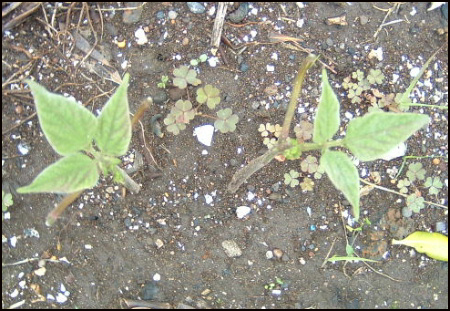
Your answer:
[300,177,314,191]
[300,155,319,174]
[173,65,201,89]
[196,84,221,109]
[157,75,169,89]
[190,53,208,66]
[406,162,426,183]
[2,190,13,212]
[424,177,443,195]
[284,169,300,188]
[214,108,239,133]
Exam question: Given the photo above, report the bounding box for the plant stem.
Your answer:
[116,166,141,193]
[360,178,448,209]
[46,190,83,226]
[280,54,319,140]
[228,55,320,193]
[403,103,448,110]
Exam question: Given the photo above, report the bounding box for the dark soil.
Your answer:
[2,2,448,309]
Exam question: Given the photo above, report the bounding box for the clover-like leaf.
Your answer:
[313,165,325,180]
[263,137,277,149]
[300,177,314,192]
[397,178,411,194]
[2,190,13,212]
[164,113,186,135]
[214,108,239,133]
[424,177,443,195]
[367,69,385,85]
[406,162,426,183]
[300,155,318,174]
[406,193,425,213]
[173,65,201,89]
[352,69,365,82]
[196,84,221,109]
[294,120,313,141]
[171,100,196,124]
[284,169,300,188]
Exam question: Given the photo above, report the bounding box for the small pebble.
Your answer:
[273,248,283,259]
[239,62,249,72]
[187,2,206,14]
[266,250,274,259]
[222,240,242,257]
[360,15,369,25]
[168,10,178,20]
[153,273,161,281]
[326,38,333,47]
[34,267,46,277]
[435,221,446,232]
[142,281,159,300]
[155,239,164,249]
[236,206,251,219]
[156,11,165,20]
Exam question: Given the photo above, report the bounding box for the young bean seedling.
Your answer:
[228,55,431,222]
[17,74,139,225]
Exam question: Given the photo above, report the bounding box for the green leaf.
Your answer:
[2,190,13,212]
[196,85,221,109]
[392,231,448,262]
[214,108,239,133]
[344,112,430,161]
[94,73,131,156]
[313,68,340,144]
[26,79,98,156]
[17,153,99,194]
[321,150,360,221]
[173,65,201,89]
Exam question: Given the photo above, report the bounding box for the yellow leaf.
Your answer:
[392,231,448,262]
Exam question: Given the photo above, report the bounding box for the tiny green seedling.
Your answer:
[157,75,169,89]
[190,53,208,67]
[17,74,139,224]
[2,190,13,212]
[228,55,431,222]
[173,65,201,89]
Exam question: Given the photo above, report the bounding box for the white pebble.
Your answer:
[135,28,148,45]
[410,67,420,78]
[56,292,68,303]
[194,125,214,146]
[168,10,177,20]
[10,288,19,298]
[153,273,161,281]
[47,294,55,301]
[10,236,17,247]
[60,283,66,293]
[85,244,92,250]
[299,257,306,265]
[208,56,219,67]
[236,206,251,219]
[34,267,46,276]
[344,111,353,120]
[266,250,274,259]
[204,194,213,205]
[266,64,275,72]
[250,30,258,38]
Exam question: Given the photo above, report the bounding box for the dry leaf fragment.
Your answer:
[325,14,348,26]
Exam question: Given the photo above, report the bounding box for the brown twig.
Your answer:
[211,2,228,48]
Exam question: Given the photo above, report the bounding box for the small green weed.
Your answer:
[2,190,13,213]
[157,75,169,89]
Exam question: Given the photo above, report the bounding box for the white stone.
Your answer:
[205,194,213,204]
[135,28,148,45]
[207,56,219,67]
[194,125,214,146]
[153,273,161,281]
[236,206,251,219]
[56,292,68,303]
[10,236,17,247]
[84,244,92,250]
[266,250,274,259]
[34,267,47,276]
[410,67,420,77]
[266,64,275,72]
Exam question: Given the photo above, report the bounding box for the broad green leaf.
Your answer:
[17,153,99,194]
[392,231,448,262]
[26,80,98,156]
[313,68,340,144]
[95,73,131,156]
[344,112,430,161]
[321,150,360,221]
